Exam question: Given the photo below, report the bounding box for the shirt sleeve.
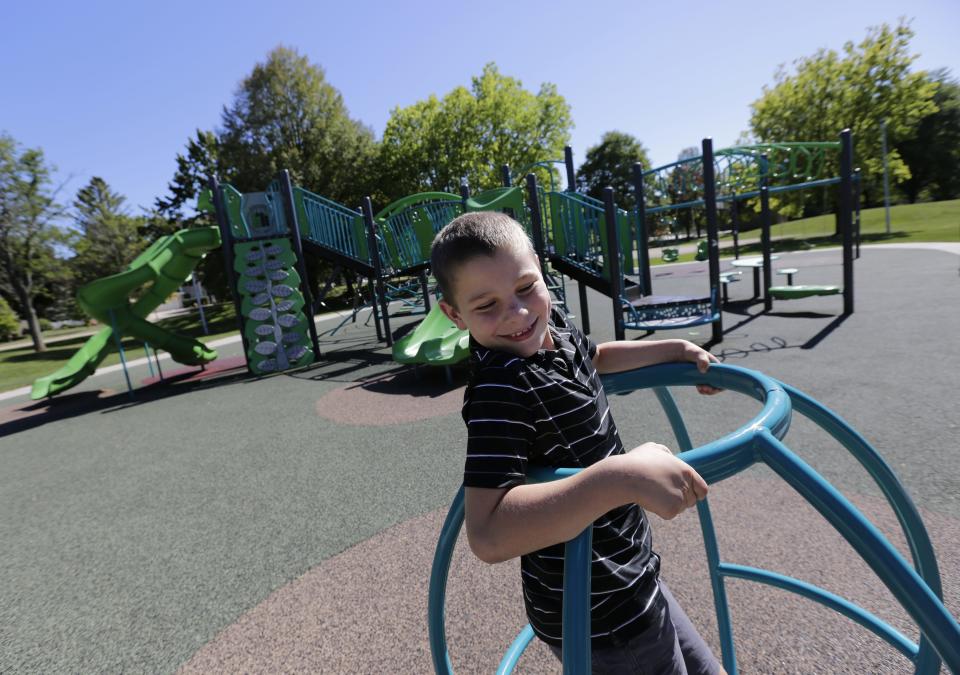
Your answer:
[463,367,536,489]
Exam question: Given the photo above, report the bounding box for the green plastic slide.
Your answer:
[31,227,222,399]
[392,304,470,366]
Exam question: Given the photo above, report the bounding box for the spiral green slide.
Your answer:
[31,227,222,400]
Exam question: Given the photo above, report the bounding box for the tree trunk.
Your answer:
[11,279,45,352]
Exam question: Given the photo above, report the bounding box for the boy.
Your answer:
[432,211,724,674]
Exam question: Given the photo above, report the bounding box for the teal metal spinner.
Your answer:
[428,363,959,674]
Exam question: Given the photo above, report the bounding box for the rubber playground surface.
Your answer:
[1,245,958,673]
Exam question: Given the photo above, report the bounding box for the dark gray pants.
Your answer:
[549,580,720,675]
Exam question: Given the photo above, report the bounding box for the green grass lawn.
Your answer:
[0,304,241,394]
[652,199,959,264]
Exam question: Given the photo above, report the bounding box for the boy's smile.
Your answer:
[439,246,554,358]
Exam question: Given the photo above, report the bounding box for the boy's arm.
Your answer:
[465,443,707,563]
[592,338,713,374]
[592,339,721,394]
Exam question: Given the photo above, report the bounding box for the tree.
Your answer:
[0,134,69,351]
[576,131,651,210]
[70,177,147,289]
[749,20,938,213]
[157,47,376,222]
[219,46,377,206]
[152,129,220,234]
[378,63,573,200]
[897,69,960,202]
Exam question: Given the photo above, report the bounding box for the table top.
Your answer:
[730,255,780,268]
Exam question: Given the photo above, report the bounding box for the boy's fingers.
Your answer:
[691,473,709,500]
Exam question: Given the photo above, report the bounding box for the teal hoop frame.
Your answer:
[428,363,960,674]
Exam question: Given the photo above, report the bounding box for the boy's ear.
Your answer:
[439,299,467,330]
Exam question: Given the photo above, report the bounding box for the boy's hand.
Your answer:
[678,341,723,395]
[621,442,709,519]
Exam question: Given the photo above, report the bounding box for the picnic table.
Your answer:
[730,255,779,297]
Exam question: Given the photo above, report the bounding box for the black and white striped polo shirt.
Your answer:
[462,308,663,648]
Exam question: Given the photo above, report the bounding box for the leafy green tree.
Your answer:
[158,47,376,222]
[152,129,220,234]
[576,131,651,210]
[0,134,70,352]
[378,63,573,200]
[70,177,147,288]
[0,294,19,341]
[219,46,377,206]
[749,20,938,213]
[897,69,960,202]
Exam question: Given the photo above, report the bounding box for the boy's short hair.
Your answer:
[430,211,535,305]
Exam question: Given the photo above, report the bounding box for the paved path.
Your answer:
[1,245,958,674]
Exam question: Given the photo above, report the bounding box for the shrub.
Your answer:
[0,297,21,341]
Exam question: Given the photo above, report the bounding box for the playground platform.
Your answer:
[1,245,958,673]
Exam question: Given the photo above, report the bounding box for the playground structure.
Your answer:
[708,131,857,312]
[428,363,960,674]
[31,129,862,395]
[31,227,223,399]
[208,171,536,371]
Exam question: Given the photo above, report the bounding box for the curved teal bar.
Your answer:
[427,364,959,674]
[719,563,918,658]
[774,379,944,674]
[495,625,534,675]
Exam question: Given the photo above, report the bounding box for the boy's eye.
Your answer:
[518,282,534,293]
[475,301,495,311]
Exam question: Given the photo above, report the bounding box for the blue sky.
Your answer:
[3,0,958,215]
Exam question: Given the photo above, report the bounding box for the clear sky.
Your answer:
[3,0,958,215]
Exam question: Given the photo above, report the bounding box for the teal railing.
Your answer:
[428,363,959,674]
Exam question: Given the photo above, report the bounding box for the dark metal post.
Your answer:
[760,185,772,312]
[278,170,321,361]
[526,174,547,270]
[419,270,431,312]
[731,198,740,259]
[368,275,383,341]
[839,129,854,314]
[459,181,470,210]
[564,146,576,192]
[209,176,252,373]
[853,167,862,259]
[363,197,392,345]
[603,188,625,341]
[632,163,651,296]
[501,165,512,188]
[701,139,723,343]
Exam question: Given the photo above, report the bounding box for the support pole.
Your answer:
[459,181,470,210]
[839,129,855,315]
[501,164,512,188]
[854,168,862,259]
[701,138,723,343]
[278,170,321,360]
[632,163,651,296]
[760,185,772,313]
[731,199,740,259]
[603,188,625,341]
[525,174,547,276]
[564,146,576,192]
[108,309,134,399]
[209,176,253,373]
[363,197,393,345]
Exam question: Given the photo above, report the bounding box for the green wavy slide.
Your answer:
[392,304,470,366]
[31,227,222,400]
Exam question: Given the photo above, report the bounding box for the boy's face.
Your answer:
[439,246,554,358]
